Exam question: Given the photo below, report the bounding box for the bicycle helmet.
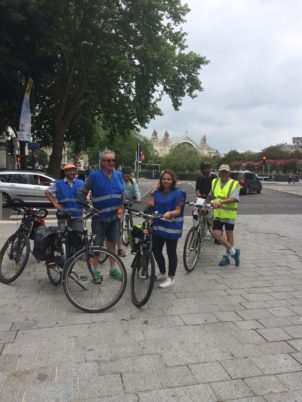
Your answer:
[122,166,132,174]
[200,161,210,170]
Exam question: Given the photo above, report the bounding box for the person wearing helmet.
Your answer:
[195,162,217,199]
[117,166,142,257]
[44,163,84,232]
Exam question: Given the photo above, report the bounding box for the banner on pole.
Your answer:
[18,78,33,142]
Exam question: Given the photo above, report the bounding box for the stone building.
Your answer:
[151,130,219,157]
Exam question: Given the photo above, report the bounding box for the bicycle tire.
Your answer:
[0,232,30,284]
[46,242,66,286]
[206,216,214,238]
[122,215,130,246]
[183,226,201,272]
[131,250,155,307]
[62,246,127,313]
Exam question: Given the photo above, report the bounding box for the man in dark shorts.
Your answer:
[205,164,241,267]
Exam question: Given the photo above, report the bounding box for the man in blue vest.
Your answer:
[45,163,84,232]
[78,150,125,281]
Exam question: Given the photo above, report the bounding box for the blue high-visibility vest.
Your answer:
[56,178,84,217]
[90,169,125,220]
[152,189,186,240]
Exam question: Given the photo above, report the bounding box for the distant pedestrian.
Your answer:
[288,173,293,184]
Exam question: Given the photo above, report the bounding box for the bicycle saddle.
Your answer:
[56,210,71,220]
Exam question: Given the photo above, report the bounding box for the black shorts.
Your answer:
[213,220,235,232]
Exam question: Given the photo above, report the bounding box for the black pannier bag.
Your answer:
[131,224,143,253]
[33,226,58,261]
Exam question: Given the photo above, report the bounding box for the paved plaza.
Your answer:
[0,183,302,401]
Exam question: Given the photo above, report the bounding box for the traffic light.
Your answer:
[262,156,266,165]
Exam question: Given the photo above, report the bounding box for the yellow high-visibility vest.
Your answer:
[211,178,239,219]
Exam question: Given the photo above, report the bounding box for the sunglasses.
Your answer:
[102,159,116,163]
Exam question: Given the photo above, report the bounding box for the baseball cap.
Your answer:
[64,163,76,170]
[218,164,230,172]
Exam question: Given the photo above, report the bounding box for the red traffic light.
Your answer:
[262,156,266,165]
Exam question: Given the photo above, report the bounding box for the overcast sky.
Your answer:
[141,0,302,154]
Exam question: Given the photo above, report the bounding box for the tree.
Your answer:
[0,0,54,133]
[2,0,208,177]
[162,144,201,172]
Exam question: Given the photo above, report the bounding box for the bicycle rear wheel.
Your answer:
[63,246,127,313]
[0,232,30,283]
[183,226,201,272]
[131,250,155,307]
[46,242,66,286]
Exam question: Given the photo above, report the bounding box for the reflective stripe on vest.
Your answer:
[211,178,238,219]
[152,225,183,235]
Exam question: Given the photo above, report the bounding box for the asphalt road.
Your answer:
[1,179,302,220]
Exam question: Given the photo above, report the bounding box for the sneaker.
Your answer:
[110,268,123,281]
[156,273,167,281]
[159,277,175,288]
[232,249,240,266]
[93,271,103,284]
[118,248,127,257]
[219,255,230,266]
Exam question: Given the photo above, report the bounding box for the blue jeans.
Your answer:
[91,216,120,246]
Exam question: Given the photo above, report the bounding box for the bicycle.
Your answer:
[183,201,213,273]
[125,204,164,308]
[0,199,48,284]
[62,205,127,313]
[120,201,134,246]
[44,209,108,287]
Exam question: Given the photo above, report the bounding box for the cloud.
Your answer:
[141,0,302,153]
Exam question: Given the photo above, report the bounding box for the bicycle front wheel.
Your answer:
[183,227,201,273]
[63,246,127,313]
[0,232,30,283]
[131,250,155,307]
[122,216,130,246]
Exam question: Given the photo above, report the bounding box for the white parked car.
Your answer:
[0,171,55,206]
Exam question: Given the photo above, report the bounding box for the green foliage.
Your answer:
[37,148,48,167]
[162,144,201,172]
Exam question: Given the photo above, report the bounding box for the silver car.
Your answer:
[0,171,55,206]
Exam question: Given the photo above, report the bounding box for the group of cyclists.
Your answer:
[44,150,240,290]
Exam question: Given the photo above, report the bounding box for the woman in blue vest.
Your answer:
[151,170,186,289]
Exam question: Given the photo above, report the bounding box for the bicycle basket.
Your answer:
[131,224,143,253]
[33,226,58,261]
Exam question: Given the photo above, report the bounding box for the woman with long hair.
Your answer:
[150,170,186,288]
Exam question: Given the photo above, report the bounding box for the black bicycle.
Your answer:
[62,206,127,313]
[125,205,164,307]
[183,201,213,273]
[0,199,48,284]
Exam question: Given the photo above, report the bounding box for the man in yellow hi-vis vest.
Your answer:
[205,164,240,266]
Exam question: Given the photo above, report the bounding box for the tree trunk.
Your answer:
[47,122,66,178]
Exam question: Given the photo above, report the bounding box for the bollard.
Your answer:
[0,193,2,220]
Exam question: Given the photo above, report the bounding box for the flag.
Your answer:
[18,78,33,142]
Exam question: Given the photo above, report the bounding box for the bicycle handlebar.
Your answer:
[126,206,167,221]
[185,201,213,209]
[8,199,48,218]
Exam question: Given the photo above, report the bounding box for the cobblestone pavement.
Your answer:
[0,186,302,401]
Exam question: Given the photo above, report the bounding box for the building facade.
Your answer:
[151,130,219,157]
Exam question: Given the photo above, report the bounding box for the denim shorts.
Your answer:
[91,216,120,246]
